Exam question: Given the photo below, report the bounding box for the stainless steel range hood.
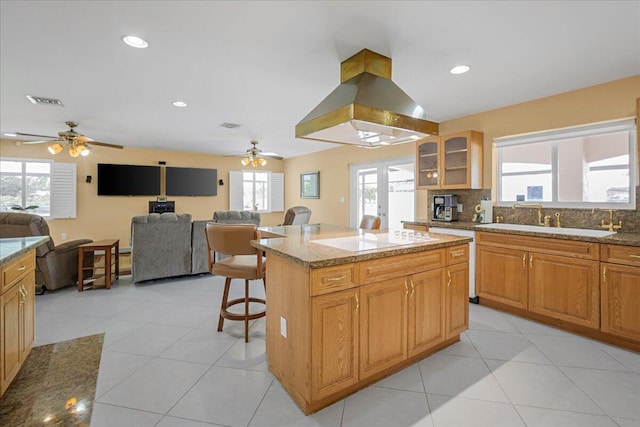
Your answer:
[295,49,439,148]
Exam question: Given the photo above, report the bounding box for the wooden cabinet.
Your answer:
[416,130,483,189]
[476,232,600,329]
[600,244,640,342]
[408,269,445,357]
[446,261,469,338]
[311,289,359,400]
[1,250,36,397]
[403,223,428,231]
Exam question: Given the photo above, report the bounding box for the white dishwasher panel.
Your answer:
[428,227,477,301]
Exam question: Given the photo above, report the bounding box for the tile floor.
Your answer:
[33,274,639,427]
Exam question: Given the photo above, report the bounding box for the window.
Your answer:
[496,119,637,208]
[0,158,77,218]
[229,171,284,212]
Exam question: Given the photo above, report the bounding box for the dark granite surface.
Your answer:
[0,236,50,265]
[255,223,472,268]
[0,334,104,427]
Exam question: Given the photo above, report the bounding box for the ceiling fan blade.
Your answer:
[87,141,124,149]
[16,132,57,139]
[262,154,284,160]
[19,140,58,145]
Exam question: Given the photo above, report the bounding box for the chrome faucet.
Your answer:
[513,203,544,226]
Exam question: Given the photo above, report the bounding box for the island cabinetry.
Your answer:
[1,250,36,397]
[265,241,470,414]
[600,244,640,342]
[476,232,600,329]
[416,130,483,189]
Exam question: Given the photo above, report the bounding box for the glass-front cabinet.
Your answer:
[416,130,483,189]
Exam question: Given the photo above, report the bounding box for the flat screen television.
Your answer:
[165,167,217,196]
[97,163,161,196]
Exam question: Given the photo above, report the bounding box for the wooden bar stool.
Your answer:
[205,223,266,342]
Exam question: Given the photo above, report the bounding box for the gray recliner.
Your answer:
[131,213,192,283]
[0,212,93,291]
[212,210,261,225]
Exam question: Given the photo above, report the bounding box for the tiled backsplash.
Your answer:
[428,186,640,233]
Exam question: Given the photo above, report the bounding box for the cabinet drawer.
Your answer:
[1,252,35,293]
[476,232,599,260]
[403,224,428,231]
[311,264,357,296]
[601,244,640,267]
[360,250,445,285]
[446,245,468,264]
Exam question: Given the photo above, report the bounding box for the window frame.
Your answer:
[0,157,53,217]
[495,118,637,209]
[242,170,271,213]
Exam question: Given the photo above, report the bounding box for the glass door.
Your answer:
[350,156,415,230]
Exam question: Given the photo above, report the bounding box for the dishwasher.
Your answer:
[428,227,478,303]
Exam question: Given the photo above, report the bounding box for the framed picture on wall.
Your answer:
[300,171,320,199]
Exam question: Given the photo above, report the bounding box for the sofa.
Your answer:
[132,211,261,282]
[0,212,93,291]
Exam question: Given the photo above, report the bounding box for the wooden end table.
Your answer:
[78,239,119,291]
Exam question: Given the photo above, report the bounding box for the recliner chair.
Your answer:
[279,206,312,226]
[0,212,93,291]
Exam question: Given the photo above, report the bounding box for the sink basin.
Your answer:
[475,223,616,237]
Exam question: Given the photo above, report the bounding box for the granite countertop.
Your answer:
[0,236,50,265]
[254,223,472,268]
[401,219,640,247]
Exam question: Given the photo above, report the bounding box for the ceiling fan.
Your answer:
[229,140,283,167]
[16,121,124,157]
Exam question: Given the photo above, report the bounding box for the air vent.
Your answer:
[220,122,241,129]
[25,95,64,106]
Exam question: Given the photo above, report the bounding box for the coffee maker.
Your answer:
[433,195,458,222]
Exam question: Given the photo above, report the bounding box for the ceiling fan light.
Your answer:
[251,159,259,167]
[258,158,267,166]
[77,144,90,156]
[48,143,63,155]
[68,146,81,157]
[241,157,250,166]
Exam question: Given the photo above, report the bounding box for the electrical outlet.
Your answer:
[339,196,345,203]
[457,203,463,213]
[61,233,67,241]
[280,316,287,338]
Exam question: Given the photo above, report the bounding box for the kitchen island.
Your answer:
[253,224,472,414]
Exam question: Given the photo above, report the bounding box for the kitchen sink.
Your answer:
[475,223,617,237]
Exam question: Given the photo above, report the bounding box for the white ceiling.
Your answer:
[1,1,638,159]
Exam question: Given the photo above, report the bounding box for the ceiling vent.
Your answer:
[296,49,438,148]
[220,122,241,129]
[25,95,64,107]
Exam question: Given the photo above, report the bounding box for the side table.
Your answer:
[78,239,119,291]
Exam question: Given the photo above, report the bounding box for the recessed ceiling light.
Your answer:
[122,35,149,49]
[450,65,470,75]
[172,101,187,107]
[3,133,17,137]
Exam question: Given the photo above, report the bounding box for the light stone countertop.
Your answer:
[402,219,640,247]
[0,236,50,265]
[253,223,472,268]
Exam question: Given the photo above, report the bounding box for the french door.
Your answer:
[349,156,415,230]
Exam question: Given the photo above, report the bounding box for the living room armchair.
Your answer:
[0,212,93,291]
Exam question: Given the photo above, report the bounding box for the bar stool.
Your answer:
[359,215,382,230]
[205,223,266,342]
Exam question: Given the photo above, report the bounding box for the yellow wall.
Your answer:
[0,141,284,246]
[284,75,640,223]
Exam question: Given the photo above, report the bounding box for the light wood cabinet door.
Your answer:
[476,245,528,309]
[408,269,445,357]
[359,278,407,379]
[416,137,440,188]
[311,289,359,400]
[446,263,469,338]
[20,276,35,361]
[601,263,640,342]
[529,253,600,329]
[1,283,22,395]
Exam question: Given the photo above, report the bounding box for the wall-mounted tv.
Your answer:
[97,163,161,196]
[165,167,217,196]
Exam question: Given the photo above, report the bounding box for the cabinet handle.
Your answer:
[325,275,346,282]
[529,254,533,269]
[451,250,465,258]
[410,278,415,298]
[603,266,607,283]
[522,254,526,267]
[404,280,409,298]
[17,265,27,271]
[355,293,359,313]
[18,286,26,302]
[630,255,640,259]
[447,270,452,287]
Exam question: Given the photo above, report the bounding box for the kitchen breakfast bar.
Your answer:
[253,224,472,414]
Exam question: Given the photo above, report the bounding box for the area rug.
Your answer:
[0,333,104,427]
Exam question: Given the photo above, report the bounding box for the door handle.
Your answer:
[355,293,359,313]
[603,266,607,283]
[447,270,452,287]
[529,254,533,269]
[404,280,409,298]
[410,278,415,298]
[522,254,526,267]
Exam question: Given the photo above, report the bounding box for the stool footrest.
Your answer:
[220,297,266,322]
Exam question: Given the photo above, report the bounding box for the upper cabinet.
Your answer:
[416,130,484,189]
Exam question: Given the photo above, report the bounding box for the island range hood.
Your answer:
[295,49,439,148]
